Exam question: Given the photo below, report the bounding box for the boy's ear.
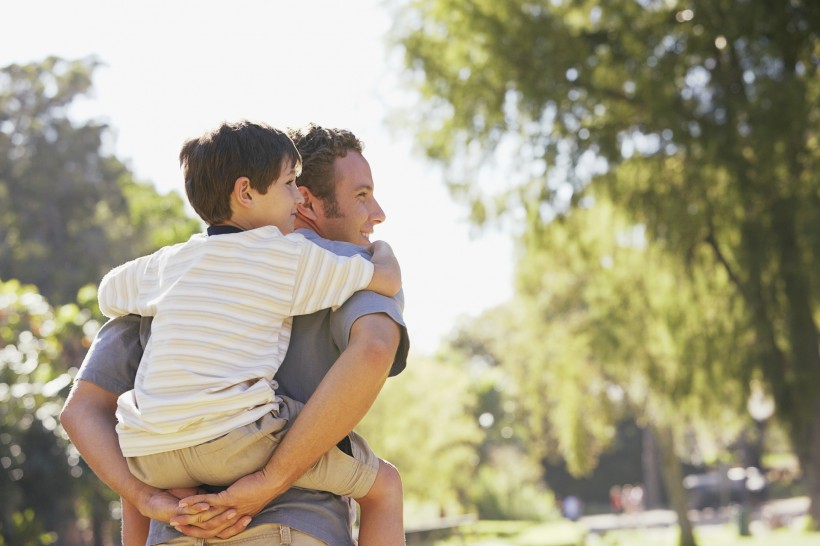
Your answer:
[232,177,254,208]
[296,186,318,220]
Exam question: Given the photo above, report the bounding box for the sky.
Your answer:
[3,0,515,354]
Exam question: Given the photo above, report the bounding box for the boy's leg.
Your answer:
[355,459,405,546]
[130,412,289,489]
[288,430,403,545]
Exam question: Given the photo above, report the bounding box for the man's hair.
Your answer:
[287,123,363,218]
[179,120,301,225]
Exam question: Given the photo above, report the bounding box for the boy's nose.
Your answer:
[292,186,305,204]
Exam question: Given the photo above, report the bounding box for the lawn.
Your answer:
[429,518,820,546]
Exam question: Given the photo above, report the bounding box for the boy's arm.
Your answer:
[173,312,401,520]
[364,240,401,297]
[97,258,147,318]
[290,240,400,314]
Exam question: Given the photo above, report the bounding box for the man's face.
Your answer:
[315,152,385,246]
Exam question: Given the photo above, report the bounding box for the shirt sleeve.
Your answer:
[97,254,155,318]
[288,241,376,316]
[74,315,151,395]
[330,289,410,377]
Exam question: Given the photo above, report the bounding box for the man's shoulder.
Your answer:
[295,229,370,259]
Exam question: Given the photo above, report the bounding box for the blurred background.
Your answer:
[1,1,817,545]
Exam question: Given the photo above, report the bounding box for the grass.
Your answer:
[428,518,820,546]
[592,522,820,546]
[442,519,584,546]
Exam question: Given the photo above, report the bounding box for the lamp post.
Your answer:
[737,384,775,536]
[747,386,775,470]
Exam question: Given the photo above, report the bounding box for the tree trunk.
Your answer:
[807,397,820,529]
[772,197,820,529]
[642,426,663,510]
[654,425,697,546]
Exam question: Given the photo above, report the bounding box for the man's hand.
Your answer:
[140,489,250,540]
[172,471,278,538]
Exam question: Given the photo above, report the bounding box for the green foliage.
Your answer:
[0,56,200,543]
[394,0,820,524]
[0,57,200,305]
[357,354,484,516]
[467,446,557,521]
[0,279,112,544]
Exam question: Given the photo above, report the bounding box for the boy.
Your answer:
[97,120,404,545]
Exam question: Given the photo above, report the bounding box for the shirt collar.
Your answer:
[207,225,243,236]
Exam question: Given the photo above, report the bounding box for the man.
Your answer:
[60,123,409,545]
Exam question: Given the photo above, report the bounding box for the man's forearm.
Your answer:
[60,380,161,508]
[260,313,400,495]
[62,381,243,538]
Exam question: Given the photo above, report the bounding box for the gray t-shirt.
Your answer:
[75,229,409,545]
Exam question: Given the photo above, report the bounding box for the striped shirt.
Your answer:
[97,226,375,457]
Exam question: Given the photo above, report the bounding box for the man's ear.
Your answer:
[296,186,319,220]
[232,177,253,209]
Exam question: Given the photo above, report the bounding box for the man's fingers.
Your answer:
[175,501,210,515]
[215,517,252,539]
[171,510,243,539]
[178,494,219,508]
[171,506,236,527]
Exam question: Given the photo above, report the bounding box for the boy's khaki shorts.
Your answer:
[127,396,379,499]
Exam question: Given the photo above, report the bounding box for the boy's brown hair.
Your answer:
[180,120,301,225]
[287,123,363,218]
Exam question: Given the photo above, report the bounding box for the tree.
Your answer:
[448,197,751,545]
[0,57,199,305]
[393,0,820,527]
[0,56,200,544]
[0,279,115,546]
[356,354,486,518]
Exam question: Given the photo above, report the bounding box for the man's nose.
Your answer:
[370,199,386,224]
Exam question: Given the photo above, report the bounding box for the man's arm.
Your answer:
[59,316,248,541]
[60,381,178,543]
[174,312,401,519]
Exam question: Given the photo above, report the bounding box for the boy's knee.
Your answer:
[377,459,403,495]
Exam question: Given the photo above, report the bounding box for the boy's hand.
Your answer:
[367,240,394,257]
[365,240,401,296]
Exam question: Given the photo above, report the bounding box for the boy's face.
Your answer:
[255,160,303,234]
[315,152,385,246]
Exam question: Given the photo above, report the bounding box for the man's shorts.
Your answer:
[158,523,328,545]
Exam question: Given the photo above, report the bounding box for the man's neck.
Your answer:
[294,217,323,238]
